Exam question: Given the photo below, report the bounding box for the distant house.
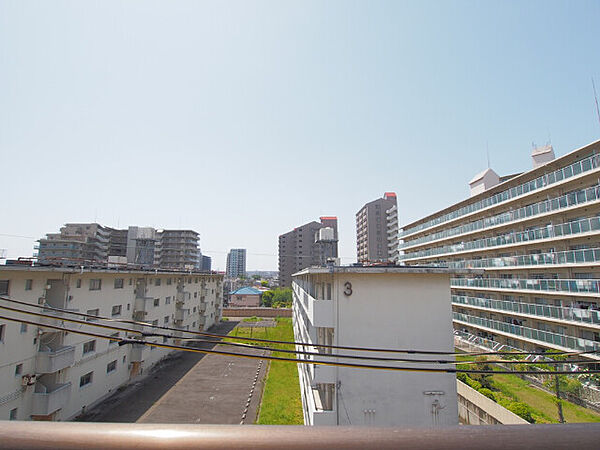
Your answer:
[229,286,262,307]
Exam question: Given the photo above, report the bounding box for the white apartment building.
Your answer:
[0,266,223,421]
[356,193,399,263]
[399,140,600,362]
[292,266,458,427]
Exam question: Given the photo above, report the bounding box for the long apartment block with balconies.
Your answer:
[0,266,223,421]
[399,140,600,359]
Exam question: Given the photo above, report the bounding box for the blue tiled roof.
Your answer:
[230,287,262,295]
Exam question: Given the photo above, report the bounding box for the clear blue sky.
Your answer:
[1,0,599,271]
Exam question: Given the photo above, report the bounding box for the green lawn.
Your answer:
[491,373,600,424]
[227,318,303,424]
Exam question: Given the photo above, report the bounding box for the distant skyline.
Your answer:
[1,1,599,271]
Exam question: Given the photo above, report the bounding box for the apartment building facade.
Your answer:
[154,230,200,270]
[37,223,113,265]
[226,249,247,279]
[278,217,338,287]
[0,266,223,421]
[356,193,399,263]
[292,266,458,426]
[399,140,600,361]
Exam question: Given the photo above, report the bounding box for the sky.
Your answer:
[1,0,599,271]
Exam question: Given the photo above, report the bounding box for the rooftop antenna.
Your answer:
[593,77,600,131]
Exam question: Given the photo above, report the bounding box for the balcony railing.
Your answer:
[453,312,600,352]
[400,152,600,238]
[451,277,600,295]
[31,382,72,416]
[3,422,599,449]
[401,183,600,250]
[452,295,600,326]
[402,216,600,261]
[444,247,600,270]
[35,345,76,373]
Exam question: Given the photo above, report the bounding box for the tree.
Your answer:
[252,275,261,280]
[261,291,274,307]
[260,280,269,287]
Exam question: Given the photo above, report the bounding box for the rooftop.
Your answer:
[231,286,263,295]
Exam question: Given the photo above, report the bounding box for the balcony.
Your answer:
[453,312,600,353]
[452,295,600,327]
[31,382,72,416]
[130,343,146,362]
[402,216,600,262]
[401,183,600,251]
[451,277,600,297]
[175,308,188,322]
[36,346,75,373]
[401,153,600,238]
[445,247,600,271]
[134,297,153,312]
[39,308,80,329]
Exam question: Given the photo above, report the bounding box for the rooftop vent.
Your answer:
[532,144,555,168]
[469,168,500,197]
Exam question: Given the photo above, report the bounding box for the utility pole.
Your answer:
[554,374,565,423]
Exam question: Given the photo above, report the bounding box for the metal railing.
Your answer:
[452,295,600,325]
[444,247,600,270]
[1,421,599,449]
[401,216,600,261]
[451,277,600,295]
[400,152,600,238]
[453,312,600,352]
[401,184,600,249]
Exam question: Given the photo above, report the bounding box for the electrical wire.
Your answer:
[3,295,597,359]
[5,301,592,366]
[0,313,598,376]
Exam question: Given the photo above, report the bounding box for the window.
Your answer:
[79,371,93,387]
[193,321,196,328]
[111,305,122,316]
[127,303,131,311]
[193,307,196,313]
[15,363,22,376]
[89,279,102,290]
[164,316,169,324]
[86,309,99,321]
[9,408,17,420]
[20,323,27,333]
[155,278,161,286]
[0,280,9,295]
[0,324,5,342]
[114,278,124,289]
[194,292,197,298]
[106,360,117,373]
[83,340,96,354]
[76,279,81,288]
[167,278,172,285]
[165,296,171,305]
[154,298,160,307]
[152,320,158,327]
[123,355,126,364]
[25,279,33,291]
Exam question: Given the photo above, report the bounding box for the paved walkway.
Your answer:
[76,321,241,423]
[137,343,269,424]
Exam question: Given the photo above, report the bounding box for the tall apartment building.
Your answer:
[278,217,338,287]
[37,223,112,265]
[356,193,399,263]
[153,230,200,270]
[292,266,458,426]
[226,249,247,279]
[200,255,212,272]
[0,266,223,421]
[399,140,600,362]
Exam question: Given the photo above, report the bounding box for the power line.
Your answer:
[0,297,596,364]
[3,295,596,359]
[0,313,598,376]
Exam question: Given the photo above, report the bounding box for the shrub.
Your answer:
[478,388,496,402]
[508,402,535,423]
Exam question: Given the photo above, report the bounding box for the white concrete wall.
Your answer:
[0,268,223,421]
[293,269,458,427]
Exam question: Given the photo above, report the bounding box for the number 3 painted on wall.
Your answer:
[343,282,352,296]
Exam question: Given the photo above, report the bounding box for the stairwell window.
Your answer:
[25,279,33,291]
[0,280,9,295]
[111,305,122,316]
[79,372,93,387]
[106,360,117,374]
[114,278,124,289]
[89,279,102,291]
[83,340,96,354]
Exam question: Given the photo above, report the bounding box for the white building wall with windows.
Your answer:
[292,266,459,427]
[0,267,223,421]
